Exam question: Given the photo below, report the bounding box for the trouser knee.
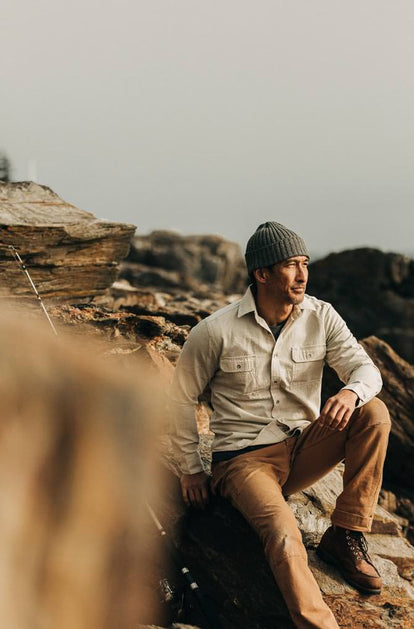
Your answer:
[353,397,391,430]
[369,397,391,425]
[262,527,307,565]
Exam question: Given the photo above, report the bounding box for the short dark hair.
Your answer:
[248,264,276,286]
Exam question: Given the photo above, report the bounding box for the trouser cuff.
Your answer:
[332,508,373,532]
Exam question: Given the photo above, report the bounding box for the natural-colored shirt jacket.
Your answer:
[170,287,382,475]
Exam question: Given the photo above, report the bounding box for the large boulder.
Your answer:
[157,468,414,629]
[307,248,414,364]
[0,181,136,302]
[362,336,414,494]
[121,230,248,295]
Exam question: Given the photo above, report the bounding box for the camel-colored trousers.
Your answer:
[211,398,391,629]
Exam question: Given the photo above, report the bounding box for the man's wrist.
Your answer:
[341,387,360,406]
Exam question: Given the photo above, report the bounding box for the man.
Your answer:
[170,221,390,628]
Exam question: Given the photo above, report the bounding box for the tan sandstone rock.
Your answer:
[0,181,135,301]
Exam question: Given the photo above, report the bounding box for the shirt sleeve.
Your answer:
[169,318,219,474]
[324,305,382,405]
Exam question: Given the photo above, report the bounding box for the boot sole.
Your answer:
[316,546,381,596]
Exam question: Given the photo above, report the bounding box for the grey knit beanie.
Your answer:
[245,221,309,274]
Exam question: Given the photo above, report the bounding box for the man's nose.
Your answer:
[296,266,308,282]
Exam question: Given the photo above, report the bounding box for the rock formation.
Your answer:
[307,248,414,364]
[121,230,247,295]
[0,181,136,301]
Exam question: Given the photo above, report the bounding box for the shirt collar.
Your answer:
[291,295,316,320]
[237,286,257,318]
[237,286,316,319]
[295,294,317,312]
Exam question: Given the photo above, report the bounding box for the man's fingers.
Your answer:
[180,472,210,509]
[319,402,342,427]
[336,408,353,431]
[200,483,209,504]
[318,390,358,431]
[328,404,346,427]
[188,487,208,509]
[188,488,198,507]
[319,400,353,430]
[181,486,191,506]
[319,400,339,427]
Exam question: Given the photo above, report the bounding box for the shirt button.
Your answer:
[276,400,280,404]
[237,364,241,369]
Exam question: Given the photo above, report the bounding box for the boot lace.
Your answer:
[345,530,371,562]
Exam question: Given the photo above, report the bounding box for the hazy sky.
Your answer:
[1,1,413,257]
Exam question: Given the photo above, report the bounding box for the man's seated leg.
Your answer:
[211,444,339,629]
[283,397,391,594]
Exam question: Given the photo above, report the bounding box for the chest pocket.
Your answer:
[291,345,326,383]
[219,355,256,394]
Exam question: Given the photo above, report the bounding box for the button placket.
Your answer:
[270,347,280,417]
[269,314,298,415]
[271,348,280,387]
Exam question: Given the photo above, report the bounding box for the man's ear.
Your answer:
[253,267,268,285]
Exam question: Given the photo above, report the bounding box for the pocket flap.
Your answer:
[220,355,255,372]
[292,345,326,363]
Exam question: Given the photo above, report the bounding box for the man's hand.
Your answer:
[318,389,359,432]
[180,471,210,509]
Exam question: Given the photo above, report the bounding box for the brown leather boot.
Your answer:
[317,525,381,595]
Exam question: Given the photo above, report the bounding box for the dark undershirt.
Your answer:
[269,319,287,341]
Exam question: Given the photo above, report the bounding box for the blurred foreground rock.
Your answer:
[0,181,135,301]
[0,315,166,629]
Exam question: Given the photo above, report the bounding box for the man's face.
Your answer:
[264,256,309,305]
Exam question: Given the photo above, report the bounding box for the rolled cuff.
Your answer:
[332,507,373,532]
[341,377,381,408]
[177,451,204,475]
